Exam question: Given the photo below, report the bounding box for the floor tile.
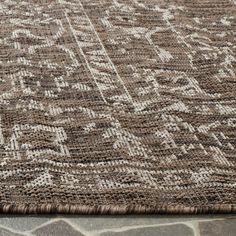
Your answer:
[0,227,25,236]
[199,218,236,236]
[67,214,229,231]
[99,224,194,236]
[0,216,51,231]
[31,220,85,236]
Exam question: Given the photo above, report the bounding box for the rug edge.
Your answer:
[0,204,235,214]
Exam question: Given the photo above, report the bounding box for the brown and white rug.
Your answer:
[0,0,235,214]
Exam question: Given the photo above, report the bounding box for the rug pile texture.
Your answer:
[0,0,235,214]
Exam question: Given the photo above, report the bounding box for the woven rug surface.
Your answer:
[0,0,236,214]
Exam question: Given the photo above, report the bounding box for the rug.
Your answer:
[0,0,235,214]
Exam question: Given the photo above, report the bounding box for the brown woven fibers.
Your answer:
[0,0,236,214]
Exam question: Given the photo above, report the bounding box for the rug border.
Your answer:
[0,204,235,214]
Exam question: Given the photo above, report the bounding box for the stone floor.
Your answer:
[0,214,235,236]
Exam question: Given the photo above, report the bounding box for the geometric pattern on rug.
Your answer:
[0,0,235,213]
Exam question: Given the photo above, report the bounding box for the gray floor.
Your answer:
[0,214,235,236]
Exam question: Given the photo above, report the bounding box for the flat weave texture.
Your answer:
[0,0,236,214]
